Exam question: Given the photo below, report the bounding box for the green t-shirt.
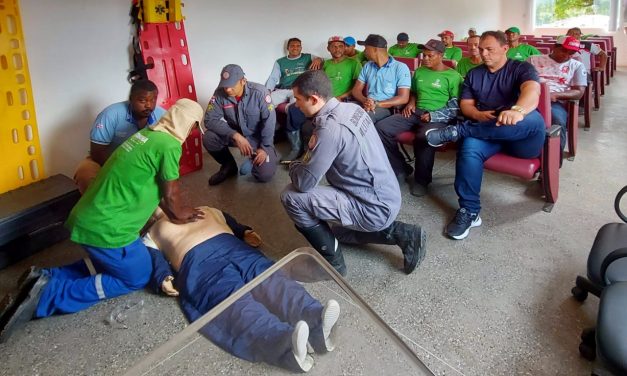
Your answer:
[323,58,362,97]
[347,50,367,65]
[388,43,421,58]
[456,57,483,78]
[410,66,462,111]
[66,128,181,248]
[507,44,541,61]
[443,46,463,62]
[277,53,313,89]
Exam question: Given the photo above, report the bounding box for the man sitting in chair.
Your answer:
[143,207,340,373]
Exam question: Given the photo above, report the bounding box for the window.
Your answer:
[534,0,621,30]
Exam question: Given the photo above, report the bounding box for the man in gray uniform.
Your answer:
[203,64,278,185]
[280,71,427,276]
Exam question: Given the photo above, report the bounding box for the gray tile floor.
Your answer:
[1,70,626,375]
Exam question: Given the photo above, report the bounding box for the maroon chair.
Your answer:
[482,82,560,212]
[395,57,420,72]
[442,59,456,69]
[566,100,579,160]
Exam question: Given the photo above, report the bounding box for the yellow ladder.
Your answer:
[0,0,44,194]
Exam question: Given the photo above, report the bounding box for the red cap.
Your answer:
[438,30,454,38]
[556,35,582,52]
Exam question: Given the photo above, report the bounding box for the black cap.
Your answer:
[418,39,446,54]
[357,34,387,48]
[218,64,245,88]
[397,32,409,42]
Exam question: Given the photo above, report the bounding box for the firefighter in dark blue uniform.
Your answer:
[203,64,278,185]
[280,71,427,276]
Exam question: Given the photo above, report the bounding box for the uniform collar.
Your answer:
[314,98,340,124]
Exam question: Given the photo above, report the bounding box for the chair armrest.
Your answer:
[600,247,627,284]
[547,125,561,137]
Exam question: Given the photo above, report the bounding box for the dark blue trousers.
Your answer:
[176,234,325,372]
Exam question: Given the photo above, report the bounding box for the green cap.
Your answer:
[506,26,521,34]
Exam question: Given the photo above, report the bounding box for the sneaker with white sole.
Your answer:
[446,208,482,240]
[321,299,340,352]
[425,125,460,147]
[292,321,314,372]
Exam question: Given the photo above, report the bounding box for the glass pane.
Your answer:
[126,249,433,375]
[535,0,611,28]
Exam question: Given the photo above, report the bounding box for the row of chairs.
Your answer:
[394,33,617,211]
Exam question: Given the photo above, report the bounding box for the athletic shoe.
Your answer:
[425,125,459,147]
[321,299,341,352]
[446,208,482,240]
[0,273,49,343]
[292,321,314,372]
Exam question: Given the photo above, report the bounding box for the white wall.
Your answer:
[19,0,501,177]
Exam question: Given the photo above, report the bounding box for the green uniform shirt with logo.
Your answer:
[506,44,541,61]
[456,57,483,78]
[388,43,421,58]
[444,46,463,62]
[66,128,182,248]
[277,53,313,89]
[411,67,462,111]
[323,58,362,97]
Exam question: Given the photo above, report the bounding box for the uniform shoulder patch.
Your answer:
[308,133,318,150]
[265,94,272,104]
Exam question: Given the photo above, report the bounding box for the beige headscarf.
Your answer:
[151,98,204,144]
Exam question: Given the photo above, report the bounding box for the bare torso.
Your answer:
[148,207,232,271]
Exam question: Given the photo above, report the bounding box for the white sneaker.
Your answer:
[292,321,314,372]
[322,299,341,352]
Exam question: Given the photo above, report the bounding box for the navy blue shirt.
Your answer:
[461,59,539,112]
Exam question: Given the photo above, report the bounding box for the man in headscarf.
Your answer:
[0,99,205,342]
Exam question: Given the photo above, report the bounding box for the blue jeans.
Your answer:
[454,110,546,213]
[550,102,568,152]
[287,104,306,132]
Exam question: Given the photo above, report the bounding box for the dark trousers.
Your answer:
[178,234,325,372]
[375,112,447,185]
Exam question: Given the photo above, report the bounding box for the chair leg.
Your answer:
[582,87,591,131]
[575,275,603,298]
[567,101,578,161]
[600,71,605,96]
[399,143,414,163]
[593,71,601,110]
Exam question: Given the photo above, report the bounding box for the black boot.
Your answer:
[296,222,347,276]
[345,221,426,275]
[208,149,237,186]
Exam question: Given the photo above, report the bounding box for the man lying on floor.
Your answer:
[143,206,340,372]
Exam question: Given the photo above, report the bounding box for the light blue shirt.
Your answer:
[357,57,411,101]
[90,101,166,149]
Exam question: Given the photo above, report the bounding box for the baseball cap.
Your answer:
[556,35,583,52]
[218,64,245,88]
[328,35,345,44]
[397,32,409,42]
[418,39,446,54]
[357,34,387,48]
[437,30,454,38]
[469,27,477,32]
[505,26,521,34]
[344,36,356,46]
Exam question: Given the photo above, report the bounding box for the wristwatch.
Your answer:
[510,105,526,116]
